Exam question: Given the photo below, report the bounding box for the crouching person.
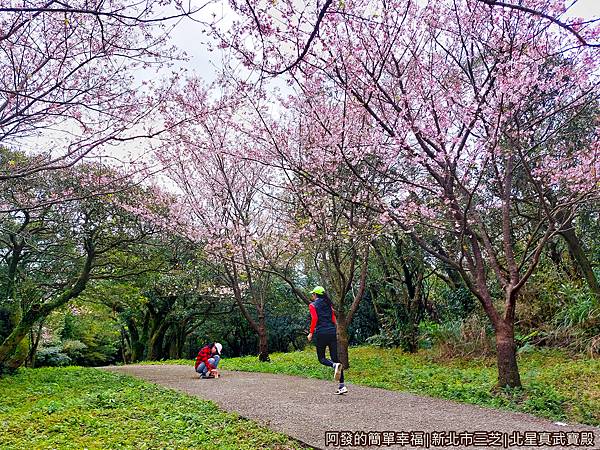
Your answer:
[195,342,222,378]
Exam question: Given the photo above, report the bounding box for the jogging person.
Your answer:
[195,342,222,378]
[307,286,347,394]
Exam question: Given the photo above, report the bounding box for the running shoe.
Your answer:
[334,386,348,395]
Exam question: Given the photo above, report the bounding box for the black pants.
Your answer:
[314,332,344,384]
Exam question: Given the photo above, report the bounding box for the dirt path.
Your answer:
[101,365,599,450]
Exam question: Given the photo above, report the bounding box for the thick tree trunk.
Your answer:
[0,308,38,366]
[147,322,168,361]
[168,327,186,359]
[495,320,521,388]
[1,239,93,369]
[127,320,145,362]
[257,315,270,362]
[131,340,145,362]
[120,328,128,364]
[5,339,29,370]
[177,328,187,359]
[336,319,350,369]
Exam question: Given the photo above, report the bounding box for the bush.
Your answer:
[366,332,396,348]
[35,346,72,367]
[517,260,600,355]
[62,339,88,362]
[420,315,495,358]
[540,283,600,354]
[38,307,120,367]
[434,286,477,322]
[366,317,421,352]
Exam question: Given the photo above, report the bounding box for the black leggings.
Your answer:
[315,332,344,384]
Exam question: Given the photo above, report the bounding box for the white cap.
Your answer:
[215,342,223,355]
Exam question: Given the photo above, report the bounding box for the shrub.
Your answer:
[543,284,600,354]
[35,346,72,367]
[62,339,87,362]
[421,315,495,358]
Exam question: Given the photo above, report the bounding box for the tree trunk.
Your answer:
[495,320,521,388]
[336,318,350,369]
[405,321,419,353]
[25,320,44,368]
[5,338,29,370]
[147,322,168,361]
[257,315,270,362]
[0,307,39,366]
[176,329,186,359]
[168,327,186,359]
[227,263,271,361]
[547,240,566,274]
[560,225,600,299]
[131,340,145,362]
[120,328,128,364]
[127,320,145,362]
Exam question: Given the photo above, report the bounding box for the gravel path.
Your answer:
[101,365,599,450]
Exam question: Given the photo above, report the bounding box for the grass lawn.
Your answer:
[214,346,599,427]
[0,366,304,450]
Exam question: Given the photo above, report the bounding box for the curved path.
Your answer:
[102,365,599,450]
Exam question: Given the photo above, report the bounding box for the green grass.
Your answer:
[0,366,304,449]
[215,346,599,426]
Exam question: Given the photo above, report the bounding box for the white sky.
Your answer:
[568,0,600,17]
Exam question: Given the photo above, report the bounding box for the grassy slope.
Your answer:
[0,366,303,450]
[215,347,599,426]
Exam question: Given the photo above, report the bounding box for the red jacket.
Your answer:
[195,345,214,370]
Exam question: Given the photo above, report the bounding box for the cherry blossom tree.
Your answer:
[219,0,599,386]
[0,0,208,182]
[218,0,598,77]
[157,84,286,361]
[159,78,377,364]
[287,181,372,368]
[243,89,381,368]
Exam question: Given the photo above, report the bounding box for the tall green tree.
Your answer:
[0,155,167,370]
